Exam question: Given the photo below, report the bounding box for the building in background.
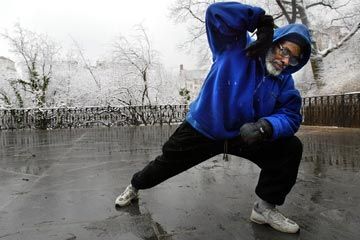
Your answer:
[179,64,208,101]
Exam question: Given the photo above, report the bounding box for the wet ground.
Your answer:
[0,125,359,240]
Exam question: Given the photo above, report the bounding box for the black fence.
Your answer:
[1,93,359,130]
[0,105,188,130]
[301,93,360,128]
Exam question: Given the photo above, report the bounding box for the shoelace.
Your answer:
[121,187,134,200]
[269,209,287,224]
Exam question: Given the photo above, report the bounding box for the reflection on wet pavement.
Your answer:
[0,125,359,239]
[300,127,360,173]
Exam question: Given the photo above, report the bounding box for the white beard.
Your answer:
[265,49,282,76]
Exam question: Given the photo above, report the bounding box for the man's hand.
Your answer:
[239,119,273,145]
[245,15,274,58]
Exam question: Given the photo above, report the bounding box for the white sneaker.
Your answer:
[115,184,139,207]
[250,203,300,233]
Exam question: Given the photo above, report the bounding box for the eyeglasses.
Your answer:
[278,44,301,66]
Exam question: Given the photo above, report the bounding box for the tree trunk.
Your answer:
[309,55,324,87]
[297,3,324,88]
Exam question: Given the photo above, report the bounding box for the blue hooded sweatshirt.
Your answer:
[186,1,312,140]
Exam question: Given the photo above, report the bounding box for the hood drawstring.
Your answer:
[223,140,229,161]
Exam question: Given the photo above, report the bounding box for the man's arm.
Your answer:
[239,77,301,144]
[263,76,302,139]
[205,2,265,57]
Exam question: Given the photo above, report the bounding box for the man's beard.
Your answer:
[265,48,282,76]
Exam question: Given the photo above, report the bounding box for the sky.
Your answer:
[0,0,198,71]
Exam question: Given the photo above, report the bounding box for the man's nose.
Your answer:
[281,56,290,66]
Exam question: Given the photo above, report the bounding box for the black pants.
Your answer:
[131,121,302,205]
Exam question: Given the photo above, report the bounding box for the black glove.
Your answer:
[239,119,273,145]
[245,15,274,58]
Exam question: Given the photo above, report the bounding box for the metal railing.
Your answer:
[301,93,360,128]
[0,105,189,130]
[1,93,359,130]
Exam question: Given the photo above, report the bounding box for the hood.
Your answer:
[273,23,312,74]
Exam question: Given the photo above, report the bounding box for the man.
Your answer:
[115,1,311,234]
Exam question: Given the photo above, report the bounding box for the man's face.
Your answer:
[265,41,302,76]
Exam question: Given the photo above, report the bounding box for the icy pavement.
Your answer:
[0,125,359,240]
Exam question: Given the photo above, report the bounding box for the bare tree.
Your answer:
[1,24,60,108]
[0,89,11,107]
[112,24,160,106]
[110,24,165,125]
[170,0,215,67]
[70,37,102,90]
[0,80,24,108]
